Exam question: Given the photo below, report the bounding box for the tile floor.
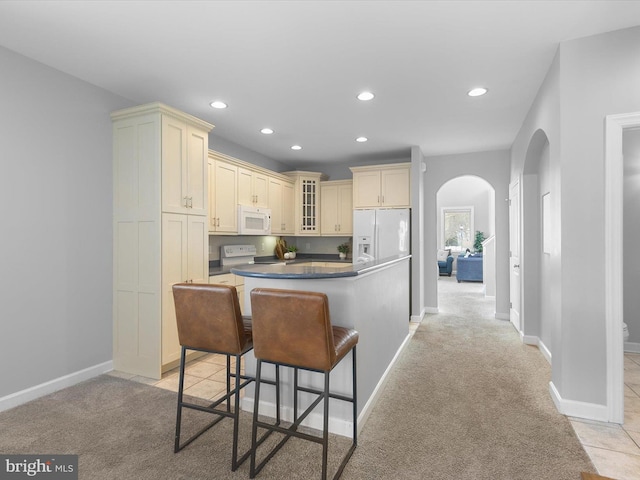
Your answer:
[110,353,243,404]
[111,334,639,480]
[569,353,640,480]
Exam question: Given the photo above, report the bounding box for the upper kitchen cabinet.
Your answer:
[350,163,411,209]
[268,175,295,235]
[161,115,209,215]
[238,167,269,208]
[111,102,213,379]
[284,171,327,236]
[208,152,238,234]
[320,180,353,236]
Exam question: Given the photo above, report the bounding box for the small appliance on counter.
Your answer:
[220,244,257,267]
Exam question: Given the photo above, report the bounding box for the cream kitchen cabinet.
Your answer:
[320,180,353,235]
[112,102,213,379]
[350,163,411,208]
[209,273,246,314]
[208,153,238,234]
[284,171,327,236]
[238,167,269,208]
[161,213,208,367]
[161,115,209,215]
[268,176,295,235]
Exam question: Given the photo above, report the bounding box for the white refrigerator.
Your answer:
[353,208,410,263]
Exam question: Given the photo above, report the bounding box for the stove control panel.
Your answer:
[221,245,257,258]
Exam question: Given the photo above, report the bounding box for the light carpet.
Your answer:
[0,277,595,479]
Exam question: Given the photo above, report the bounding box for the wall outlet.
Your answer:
[305,243,311,250]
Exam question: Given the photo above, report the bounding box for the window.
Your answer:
[442,207,474,252]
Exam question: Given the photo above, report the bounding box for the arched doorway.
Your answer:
[519,129,555,362]
[436,175,496,305]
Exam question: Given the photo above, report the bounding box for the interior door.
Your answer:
[509,179,521,332]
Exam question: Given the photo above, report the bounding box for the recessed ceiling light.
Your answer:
[357,91,375,101]
[291,145,302,151]
[210,100,228,109]
[260,128,274,135]
[356,137,368,143]
[467,87,488,97]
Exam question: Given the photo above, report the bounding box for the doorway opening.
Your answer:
[605,112,640,424]
[436,175,496,308]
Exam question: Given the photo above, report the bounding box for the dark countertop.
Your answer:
[208,254,352,277]
[230,255,410,280]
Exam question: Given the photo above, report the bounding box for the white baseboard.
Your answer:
[538,340,552,365]
[241,333,413,438]
[549,381,609,422]
[424,306,439,314]
[495,312,509,321]
[624,341,640,353]
[410,308,426,323]
[0,361,114,413]
[521,335,552,365]
[356,332,412,434]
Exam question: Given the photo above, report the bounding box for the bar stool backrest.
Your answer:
[250,288,336,371]
[173,283,247,354]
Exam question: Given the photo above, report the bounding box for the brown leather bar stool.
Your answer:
[172,283,256,471]
[249,288,359,480]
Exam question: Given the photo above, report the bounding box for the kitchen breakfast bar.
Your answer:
[231,255,411,437]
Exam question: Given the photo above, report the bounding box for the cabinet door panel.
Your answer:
[338,184,353,234]
[161,213,187,366]
[253,172,269,208]
[353,171,381,208]
[320,185,339,235]
[186,126,208,215]
[208,160,216,232]
[282,182,295,234]
[161,117,187,213]
[269,178,284,234]
[381,168,410,207]
[215,161,238,232]
[238,168,253,206]
[188,215,208,284]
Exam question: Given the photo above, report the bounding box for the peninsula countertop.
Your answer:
[230,254,410,279]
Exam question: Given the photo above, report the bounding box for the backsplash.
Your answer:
[208,235,352,261]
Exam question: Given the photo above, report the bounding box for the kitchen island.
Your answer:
[231,255,411,436]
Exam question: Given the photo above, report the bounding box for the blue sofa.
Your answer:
[456,254,483,282]
[438,255,454,276]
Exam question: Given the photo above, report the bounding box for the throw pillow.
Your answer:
[437,249,449,262]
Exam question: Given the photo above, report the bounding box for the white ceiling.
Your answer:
[1,1,640,168]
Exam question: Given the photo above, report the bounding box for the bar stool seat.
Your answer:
[249,288,359,480]
[172,283,254,471]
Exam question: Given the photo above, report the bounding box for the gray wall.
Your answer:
[424,150,510,316]
[210,135,292,173]
[512,48,562,385]
[511,26,640,406]
[624,127,640,345]
[0,46,132,398]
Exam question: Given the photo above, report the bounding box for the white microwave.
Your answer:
[238,205,271,235]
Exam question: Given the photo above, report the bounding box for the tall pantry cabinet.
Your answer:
[112,103,213,379]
